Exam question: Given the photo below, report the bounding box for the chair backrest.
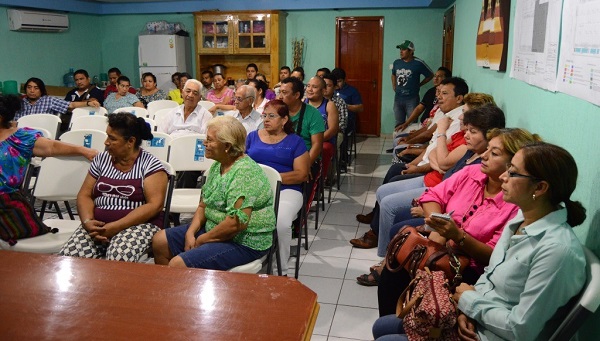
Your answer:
[113,107,148,118]
[259,164,282,217]
[60,129,107,152]
[147,100,178,117]
[34,127,53,139]
[17,114,62,139]
[142,131,172,161]
[71,107,107,120]
[32,156,91,200]
[159,160,176,228]
[70,115,109,132]
[143,117,157,132]
[548,246,600,341]
[167,134,214,171]
[153,108,174,132]
[198,101,215,111]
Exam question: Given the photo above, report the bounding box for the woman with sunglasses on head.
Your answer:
[452,142,587,341]
[60,113,168,262]
[245,100,310,275]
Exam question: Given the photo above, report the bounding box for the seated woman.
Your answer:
[255,73,277,100]
[104,76,144,114]
[376,128,543,316]
[206,73,235,115]
[246,100,310,275]
[136,72,167,107]
[167,72,190,105]
[0,95,98,245]
[152,116,275,270]
[374,142,587,341]
[59,113,167,261]
[246,79,270,114]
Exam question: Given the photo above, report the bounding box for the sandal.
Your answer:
[369,261,383,273]
[356,268,380,286]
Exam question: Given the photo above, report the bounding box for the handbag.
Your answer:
[397,268,460,341]
[0,190,56,246]
[385,225,469,288]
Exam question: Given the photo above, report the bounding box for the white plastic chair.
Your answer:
[167,134,214,218]
[229,164,282,275]
[113,106,148,118]
[0,156,91,254]
[143,117,157,131]
[198,100,215,111]
[153,108,174,132]
[142,131,172,161]
[147,100,178,118]
[60,129,107,152]
[71,106,107,120]
[70,115,109,132]
[548,246,600,340]
[17,114,61,139]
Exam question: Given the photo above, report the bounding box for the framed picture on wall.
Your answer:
[476,0,511,71]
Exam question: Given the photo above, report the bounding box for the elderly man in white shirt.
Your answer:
[158,79,213,138]
[232,85,263,135]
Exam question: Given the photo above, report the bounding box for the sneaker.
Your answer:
[350,229,378,248]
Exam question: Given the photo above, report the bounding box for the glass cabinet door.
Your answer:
[234,14,270,53]
[198,16,233,54]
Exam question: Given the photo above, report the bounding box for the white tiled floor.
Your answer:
[292,135,393,341]
[37,135,394,341]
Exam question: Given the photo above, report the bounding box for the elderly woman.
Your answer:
[206,73,234,106]
[152,116,275,270]
[374,142,587,341]
[246,100,310,275]
[375,128,542,316]
[0,95,97,245]
[246,79,270,114]
[104,76,144,114]
[137,72,167,107]
[59,113,167,262]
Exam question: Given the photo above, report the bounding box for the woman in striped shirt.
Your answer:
[60,113,168,262]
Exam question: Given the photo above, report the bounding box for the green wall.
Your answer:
[0,7,104,86]
[285,9,445,134]
[453,0,600,338]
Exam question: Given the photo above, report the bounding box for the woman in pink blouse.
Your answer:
[206,73,234,115]
[376,128,543,316]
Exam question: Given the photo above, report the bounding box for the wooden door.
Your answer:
[336,17,383,136]
[442,6,455,70]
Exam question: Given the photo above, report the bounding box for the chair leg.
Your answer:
[64,201,75,220]
[39,200,47,219]
[52,201,64,219]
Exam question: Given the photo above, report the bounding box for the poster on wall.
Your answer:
[556,0,600,106]
[510,0,562,91]
[476,0,511,71]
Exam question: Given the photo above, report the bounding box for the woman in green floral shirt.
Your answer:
[152,116,275,270]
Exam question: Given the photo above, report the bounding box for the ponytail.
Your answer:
[565,199,587,227]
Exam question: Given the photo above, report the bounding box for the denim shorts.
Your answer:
[165,224,267,270]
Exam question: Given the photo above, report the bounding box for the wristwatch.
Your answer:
[458,232,467,246]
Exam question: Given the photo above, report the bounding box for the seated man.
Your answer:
[16,77,99,121]
[103,67,137,99]
[273,66,291,97]
[232,85,262,135]
[200,70,214,100]
[331,67,363,167]
[305,76,339,180]
[63,69,105,131]
[323,73,348,150]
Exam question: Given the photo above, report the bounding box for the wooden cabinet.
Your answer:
[195,11,286,86]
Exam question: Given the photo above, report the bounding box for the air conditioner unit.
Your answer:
[7,9,69,32]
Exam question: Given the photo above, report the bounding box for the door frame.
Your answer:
[442,5,456,70]
[335,16,384,136]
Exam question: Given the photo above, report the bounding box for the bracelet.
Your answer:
[458,232,467,246]
[436,132,447,139]
[86,100,90,106]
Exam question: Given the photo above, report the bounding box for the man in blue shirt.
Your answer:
[331,68,363,168]
[391,40,433,128]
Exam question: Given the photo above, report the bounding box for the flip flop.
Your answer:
[356,269,380,286]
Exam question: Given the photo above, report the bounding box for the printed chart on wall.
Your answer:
[510,0,562,91]
[556,0,600,106]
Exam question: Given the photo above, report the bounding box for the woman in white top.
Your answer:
[246,79,269,114]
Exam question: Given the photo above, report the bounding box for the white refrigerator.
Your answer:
[138,35,192,92]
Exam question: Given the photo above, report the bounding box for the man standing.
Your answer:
[278,77,324,167]
[200,70,214,100]
[391,40,433,128]
[232,85,262,135]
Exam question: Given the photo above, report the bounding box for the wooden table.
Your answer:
[0,251,319,340]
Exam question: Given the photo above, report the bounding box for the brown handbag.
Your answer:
[385,225,470,288]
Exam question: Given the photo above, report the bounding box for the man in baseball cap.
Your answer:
[396,40,415,50]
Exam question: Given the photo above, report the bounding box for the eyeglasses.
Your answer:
[260,113,279,120]
[506,164,541,181]
[234,96,252,102]
[97,182,135,196]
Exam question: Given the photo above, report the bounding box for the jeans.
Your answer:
[372,314,409,341]
[375,176,427,257]
[393,95,419,127]
[166,224,267,270]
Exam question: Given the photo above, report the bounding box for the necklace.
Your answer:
[466,153,480,164]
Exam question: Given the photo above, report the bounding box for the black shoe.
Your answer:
[385,148,394,153]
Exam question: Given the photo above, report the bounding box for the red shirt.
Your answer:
[423,131,466,187]
[103,84,137,99]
